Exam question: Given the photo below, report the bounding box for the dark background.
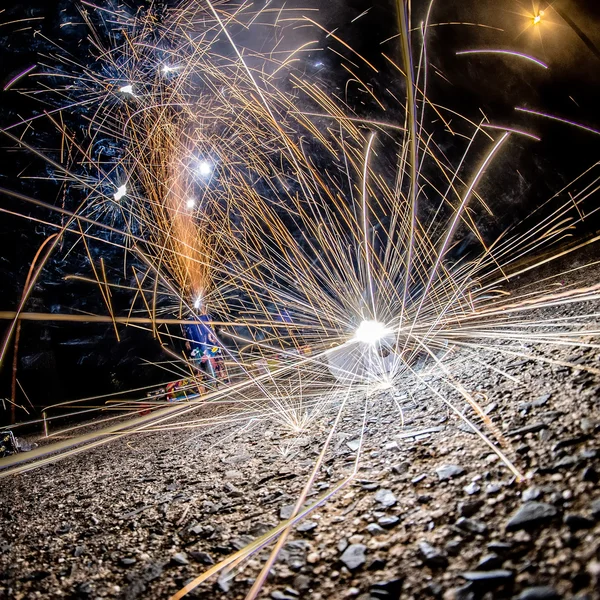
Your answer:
[0,0,599,426]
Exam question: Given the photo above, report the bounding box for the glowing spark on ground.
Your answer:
[186,198,195,209]
[113,184,127,201]
[354,320,390,345]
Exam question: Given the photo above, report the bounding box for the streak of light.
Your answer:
[456,49,548,69]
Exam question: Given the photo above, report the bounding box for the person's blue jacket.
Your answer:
[184,314,215,353]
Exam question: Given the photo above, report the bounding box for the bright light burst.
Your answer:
[354,319,391,345]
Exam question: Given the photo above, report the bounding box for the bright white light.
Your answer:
[113,184,127,201]
[193,295,202,310]
[186,198,196,209]
[354,319,390,345]
[162,65,181,74]
[197,160,212,177]
[119,84,134,96]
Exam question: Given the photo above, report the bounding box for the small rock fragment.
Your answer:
[375,489,397,507]
[456,517,488,535]
[564,513,594,530]
[436,464,465,481]
[378,515,400,528]
[506,502,558,531]
[418,541,448,569]
[340,544,367,571]
[464,483,481,495]
[517,586,560,600]
[171,553,189,566]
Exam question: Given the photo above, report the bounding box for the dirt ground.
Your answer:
[1,297,600,600]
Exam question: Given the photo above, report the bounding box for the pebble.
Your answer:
[506,502,558,530]
[374,489,397,507]
[171,552,189,566]
[564,513,595,530]
[552,455,579,470]
[487,541,512,555]
[460,569,514,586]
[119,557,137,567]
[436,464,465,481]
[411,474,427,484]
[485,483,501,495]
[340,544,367,571]
[271,592,297,600]
[464,482,481,495]
[418,540,448,569]
[392,462,409,475]
[367,523,385,535]
[445,539,463,556]
[474,553,503,570]
[280,504,296,520]
[517,586,560,600]
[591,498,600,520]
[377,515,400,528]
[296,520,317,533]
[369,579,403,599]
[521,486,542,502]
[459,500,483,517]
[456,517,488,535]
[347,439,360,452]
[507,423,547,437]
[189,550,214,565]
[582,466,598,483]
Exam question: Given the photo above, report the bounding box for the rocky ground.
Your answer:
[1,299,600,600]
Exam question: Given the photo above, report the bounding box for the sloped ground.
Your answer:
[1,305,600,600]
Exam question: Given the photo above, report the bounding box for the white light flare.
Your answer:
[119,84,135,96]
[161,64,181,74]
[186,198,196,209]
[354,319,391,345]
[193,295,202,310]
[196,160,213,177]
[113,184,127,201]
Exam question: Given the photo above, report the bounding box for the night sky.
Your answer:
[0,0,599,424]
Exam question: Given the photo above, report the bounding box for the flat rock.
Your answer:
[459,500,483,518]
[456,517,488,535]
[347,439,360,452]
[170,552,189,566]
[506,502,558,530]
[474,553,503,571]
[367,523,385,535]
[506,423,547,437]
[436,464,465,481]
[296,520,317,533]
[374,488,397,507]
[461,569,514,586]
[340,543,367,571]
[517,586,560,600]
[378,515,400,528]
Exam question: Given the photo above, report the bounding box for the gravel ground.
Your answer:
[1,298,599,600]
